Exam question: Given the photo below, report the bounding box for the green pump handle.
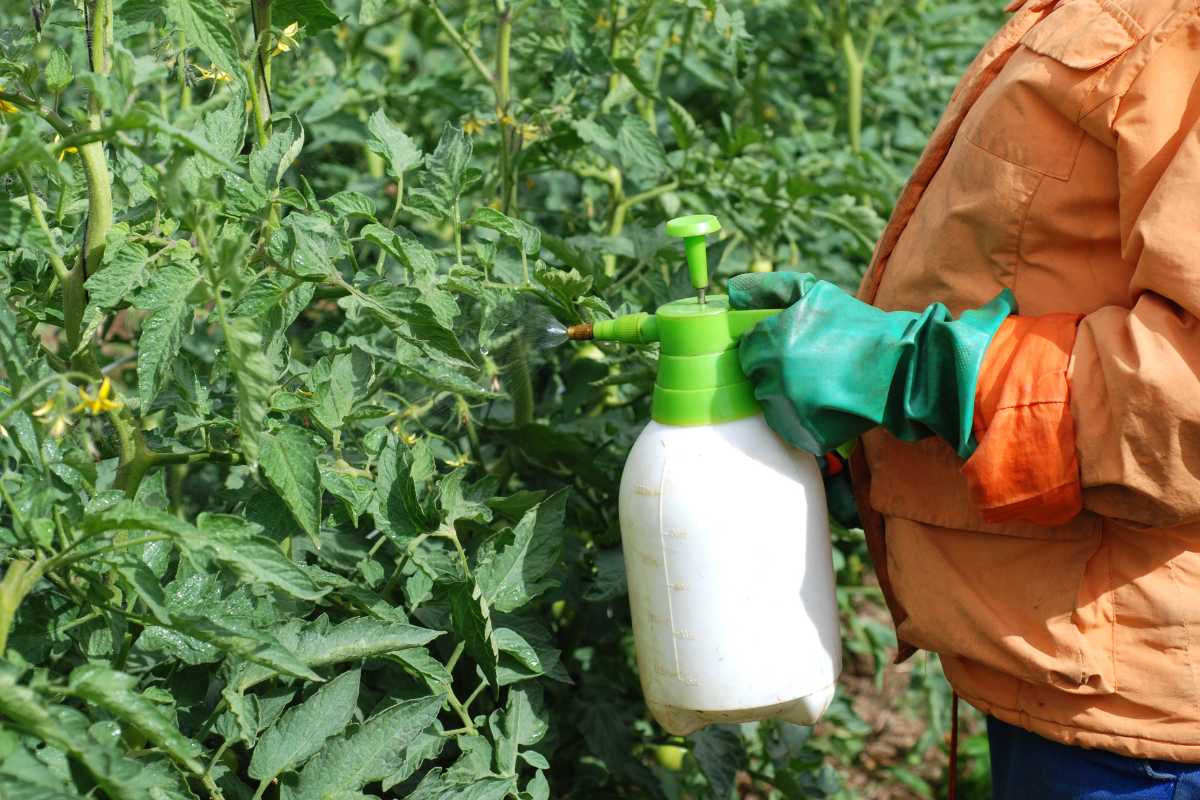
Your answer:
[665,213,721,303]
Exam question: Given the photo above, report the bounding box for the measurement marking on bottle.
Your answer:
[649,612,670,625]
[664,529,688,539]
[679,675,700,687]
[655,457,682,676]
[669,582,687,591]
[634,485,662,496]
[673,629,695,641]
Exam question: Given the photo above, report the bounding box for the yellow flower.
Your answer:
[272,22,301,56]
[52,136,78,161]
[400,431,419,446]
[72,378,122,416]
[195,65,232,83]
[519,123,540,143]
[444,452,472,468]
[595,13,610,29]
[463,116,489,136]
[669,33,683,47]
[497,113,515,127]
[0,85,17,114]
[31,396,57,418]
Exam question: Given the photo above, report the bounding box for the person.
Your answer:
[729,1,1200,797]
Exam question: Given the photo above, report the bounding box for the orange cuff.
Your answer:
[962,314,1084,526]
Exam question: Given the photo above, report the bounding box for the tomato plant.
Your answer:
[0,1,999,798]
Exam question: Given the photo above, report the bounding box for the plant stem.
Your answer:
[252,777,271,800]
[840,29,863,153]
[456,395,484,467]
[0,91,73,135]
[246,60,270,148]
[177,32,192,110]
[16,166,70,283]
[250,0,273,143]
[495,0,515,212]
[445,641,466,673]
[80,0,114,279]
[422,0,495,87]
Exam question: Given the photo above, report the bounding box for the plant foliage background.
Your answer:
[0,1,1000,798]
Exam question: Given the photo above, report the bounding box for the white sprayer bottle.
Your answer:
[568,214,842,736]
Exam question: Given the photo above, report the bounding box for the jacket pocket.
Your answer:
[960,0,1138,180]
[884,513,1116,696]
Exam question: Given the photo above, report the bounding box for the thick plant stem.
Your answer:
[246,61,270,149]
[840,30,863,153]
[495,0,515,212]
[251,0,273,142]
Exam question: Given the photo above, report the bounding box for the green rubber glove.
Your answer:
[729,272,1016,459]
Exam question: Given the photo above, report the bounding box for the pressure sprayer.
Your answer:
[566,214,842,736]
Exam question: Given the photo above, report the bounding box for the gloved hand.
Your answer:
[729,272,1015,459]
[819,450,860,530]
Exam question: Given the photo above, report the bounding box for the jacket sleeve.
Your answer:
[967,27,1200,529]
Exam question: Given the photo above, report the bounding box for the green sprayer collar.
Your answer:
[593,296,779,426]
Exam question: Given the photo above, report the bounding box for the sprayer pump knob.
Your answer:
[666,214,722,300]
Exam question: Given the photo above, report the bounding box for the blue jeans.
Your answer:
[988,717,1200,799]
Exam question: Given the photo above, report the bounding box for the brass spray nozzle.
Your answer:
[566,323,594,341]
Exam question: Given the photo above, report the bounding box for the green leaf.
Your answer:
[467,207,540,256]
[77,235,148,353]
[311,349,373,433]
[67,664,205,775]
[87,502,326,602]
[407,770,516,800]
[43,46,72,93]
[666,96,700,149]
[408,123,474,221]
[250,119,305,189]
[326,191,377,219]
[367,110,423,182]
[274,0,342,32]
[289,617,442,667]
[380,723,446,791]
[291,694,445,800]
[475,490,568,613]
[222,315,275,466]
[134,261,199,409]
[170,614,322,681]
[535,266,592,303]
[249,669,361,781]
[689,725,746,799]
[259,425,322,546]
[164,0,241,84]
[616,116,668,181]
[0,668,73,750]
[270,212,339,279]
[447,579,499,688]
[394,341,495,400]
[493,685,547,776]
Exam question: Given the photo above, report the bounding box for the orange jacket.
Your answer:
[856,0,1200,760]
